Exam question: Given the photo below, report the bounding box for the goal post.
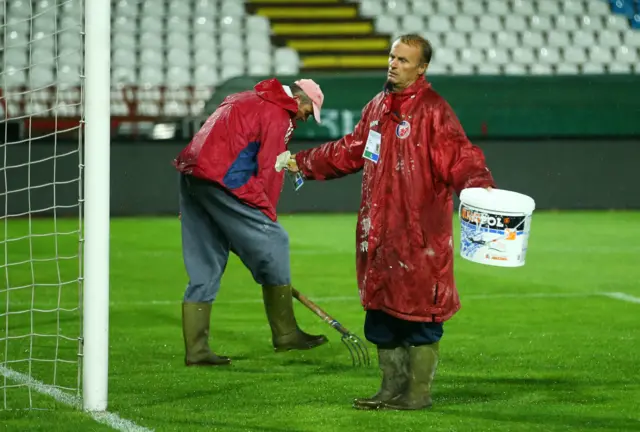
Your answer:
[82,0,111,412]
[0,0,110,412]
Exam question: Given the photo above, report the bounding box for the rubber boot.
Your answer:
[380,342,439,410]
[182,302,231,366]
[353,346,409,410]
[262,285,328,352]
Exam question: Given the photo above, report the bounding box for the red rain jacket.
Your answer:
[173,78,297,221]
[295,75,496,322]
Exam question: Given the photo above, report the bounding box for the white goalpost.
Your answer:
[82,0,111,412]
[0,0,110,412]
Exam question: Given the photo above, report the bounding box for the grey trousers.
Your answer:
[178,173,291,303]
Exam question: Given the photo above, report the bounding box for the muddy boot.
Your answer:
[380,342,439,410]
[182,302,231,366]
[353,346,409,410]
[262,285,328,352]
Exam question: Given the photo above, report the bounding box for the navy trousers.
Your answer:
[364,309,444,348]
[178,174,291,303]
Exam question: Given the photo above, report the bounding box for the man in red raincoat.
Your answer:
[173,78,328,366]
[288,34,496,410]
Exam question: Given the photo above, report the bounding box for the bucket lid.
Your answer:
[460,188,536,214]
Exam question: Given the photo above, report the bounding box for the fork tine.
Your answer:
[341,333,371,367]
[340,335,359,366]
[349,333,371,366]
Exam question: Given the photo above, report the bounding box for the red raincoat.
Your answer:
[173,78,298,221]
[295,75,495,322]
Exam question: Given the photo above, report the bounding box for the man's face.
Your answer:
[294,97,314,122]
[387,41,426,91]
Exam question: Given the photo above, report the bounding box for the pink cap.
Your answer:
[295,79,324,124]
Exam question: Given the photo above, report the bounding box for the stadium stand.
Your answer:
[0,0,638,120]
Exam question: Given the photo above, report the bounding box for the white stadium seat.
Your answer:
[0,0,635,95]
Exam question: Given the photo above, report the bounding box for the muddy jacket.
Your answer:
[173,78,297,221]
[295,75,495,322]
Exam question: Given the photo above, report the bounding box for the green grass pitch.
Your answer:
[1,211,639,431]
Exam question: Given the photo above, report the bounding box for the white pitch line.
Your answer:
[0,366,153,432]
[136,291,605,307]
[599,292,640,304]
[4,291,634,310]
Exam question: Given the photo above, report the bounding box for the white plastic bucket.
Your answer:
[458,188,536,267]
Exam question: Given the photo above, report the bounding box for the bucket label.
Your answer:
[459,204,531,267]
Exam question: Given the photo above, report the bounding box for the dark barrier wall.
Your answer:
[1,139,639,217]
[205,74,640,140]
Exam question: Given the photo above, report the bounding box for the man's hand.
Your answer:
[287,154,299,173]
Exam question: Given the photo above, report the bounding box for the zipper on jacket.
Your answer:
[432,283,439,321]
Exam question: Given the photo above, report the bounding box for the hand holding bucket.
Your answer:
[458,188,535,267]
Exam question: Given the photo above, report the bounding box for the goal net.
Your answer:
[1,0,109,411]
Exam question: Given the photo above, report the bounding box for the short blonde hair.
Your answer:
[394,34,433,64]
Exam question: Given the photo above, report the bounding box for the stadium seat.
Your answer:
[166,67,193,87]
[444,33,467,49]
[114,0,138,18]
[538,47,562,65]
[221,64,244,81]
[461,2,483,16]
[167,16,191,34]
[556,63,580,74]
[141,0,166,19]
[113,16,137,33]
[538,1,562,16]
[521,31,545,48]
[167,1,191,19]
[387,1,409,16]
[470,32,493,49]
[30,67,55,88]
[246,15,271,35]
[219,16,243,34]
[140,49,165,68]
[3,67,27,87]
[246,33,272,52]
[248,63,272,76]
[477,64,501,75]
[479,16,502,32]
[564,46,588,64]
[220,33,244,50]
[512,0,535,15]
[360,0,384,18]
[401,16,425,33]
[194,0,217,17]
[4,49,29,68]
[59,49,83,68]
[438,0,460,16]
[164,100,190,117]
[486,48,510,65]
[547,31,571,48]
[411,0,435,15]
[112,67,137,86]
[139,16,163,33]
[221,49,245,68]
[0,0,637,109]
[428,16,451,32]
[193,65,219,86]
[57,65,82,86]
[167,33,191,51]
[503,63,527,75]
[139,67,165,87]
[221,0,246,17]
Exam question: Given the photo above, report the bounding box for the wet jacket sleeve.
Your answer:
[294,102,372,180]
[430,101,496,195]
